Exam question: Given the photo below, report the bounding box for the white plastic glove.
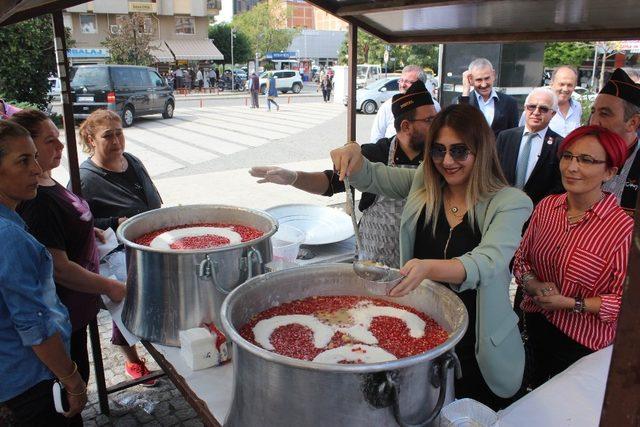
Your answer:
[249,166,298,185]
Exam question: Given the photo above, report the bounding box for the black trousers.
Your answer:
[70,326,90,384]
[524,312,593,389]
[3,379,82,426]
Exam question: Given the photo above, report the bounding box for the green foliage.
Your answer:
[232,1,298,58]
[544,42,594,68]
[208,23,253,65]
[338,30,438,72]
[0,17,61,109]
[102,14,156,66]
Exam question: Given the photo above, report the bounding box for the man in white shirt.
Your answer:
[496,87,564,206]
[518,66,582,137]
[369,65,440,143]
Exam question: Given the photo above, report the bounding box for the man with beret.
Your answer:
[250,81,438,268]
[369,65,441,144]
[590,68,640,216]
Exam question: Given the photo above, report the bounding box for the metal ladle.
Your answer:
[344,177,404,294]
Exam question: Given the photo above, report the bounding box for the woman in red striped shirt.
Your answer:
[513,125,633,389]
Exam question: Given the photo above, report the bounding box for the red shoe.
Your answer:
[125,359,158,387]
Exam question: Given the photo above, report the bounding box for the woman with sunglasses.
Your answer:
[331,104,533,409]
[513,125,632,389]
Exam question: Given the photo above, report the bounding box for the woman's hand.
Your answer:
[107,281,126,303]
[93,228,106,244]
[62,375,87,418]
[389,259,430,297]
[525,279,559,297]
[117,217,127,225]
[330,143,364,181]
[533,294,574,311]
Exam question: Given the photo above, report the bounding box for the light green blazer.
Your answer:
[350,159,533,397]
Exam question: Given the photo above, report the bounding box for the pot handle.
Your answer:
[198,254,233,295]
[387,351,457,427]
[245,246,264,280]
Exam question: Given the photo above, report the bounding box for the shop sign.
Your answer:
[129,2,157,13]
[266,51,297,60]
[67,48,110,58]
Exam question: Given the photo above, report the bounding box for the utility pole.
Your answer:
[230,27,236,91]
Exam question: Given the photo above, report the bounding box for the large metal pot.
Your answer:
[117,205,277,346]
[221,264,468,427]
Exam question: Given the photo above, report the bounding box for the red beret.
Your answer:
[559,125,628,169]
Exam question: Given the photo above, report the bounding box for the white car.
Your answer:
[346,77,400,114]
[258,70,303,94]
[571,86,597,103]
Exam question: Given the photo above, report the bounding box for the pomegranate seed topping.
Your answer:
[134,222,264,248]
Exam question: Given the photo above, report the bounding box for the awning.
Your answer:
[149,40,174,63]
[164,39,224,61]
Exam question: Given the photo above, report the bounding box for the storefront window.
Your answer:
[175,17,195,35]
[80,14,97,34]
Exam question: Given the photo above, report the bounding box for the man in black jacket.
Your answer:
[496,87,564,206]
[249,81,437,268]
[456,58,519,137]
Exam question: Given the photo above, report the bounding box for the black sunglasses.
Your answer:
[559,151,607,166]
[429,144,471,162]
[407,116,436,125]
[525,104,552,114]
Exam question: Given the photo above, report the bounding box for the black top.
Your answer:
[18,182,100,331]
[621,141,640,216]
[413,204,481,355]
[76,152,162,230]
[322,137,422,211]
[457,91,519,137]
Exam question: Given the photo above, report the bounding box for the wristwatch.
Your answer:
[573,297,585,313]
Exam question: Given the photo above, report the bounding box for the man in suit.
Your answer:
[497,87,564,206]
[457,58,519,137]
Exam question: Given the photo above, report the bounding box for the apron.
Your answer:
[358,136,418,268]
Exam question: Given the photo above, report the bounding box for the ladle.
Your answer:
[344,176,404,295]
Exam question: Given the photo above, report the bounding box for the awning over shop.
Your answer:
[149,40,174,63]
[164,39,224,61]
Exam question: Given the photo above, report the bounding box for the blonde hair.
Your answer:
[422,104,508,233]
[78,109,122,153]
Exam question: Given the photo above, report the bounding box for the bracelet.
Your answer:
[58,361,78,383]
[343,141,358,146]
[66,385,87,396]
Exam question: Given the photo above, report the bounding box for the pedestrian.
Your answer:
[184,69,192,91]
[266,73,279,112]
[318,74,333,102]
[249,72,260,108]
[208,68,217,87]
[173,68,184,89]
[196,68,204,92]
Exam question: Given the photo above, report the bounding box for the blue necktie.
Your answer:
[515,132,535,189]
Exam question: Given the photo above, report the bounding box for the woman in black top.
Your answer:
[77,109,162,386]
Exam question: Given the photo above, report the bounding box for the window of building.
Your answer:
[63,14,73,31]
[175,17,195,35]
[80,14,97,34]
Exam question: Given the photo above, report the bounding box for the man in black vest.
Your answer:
[496,87,564,206]
[456,58,519,137]
[590,68,640,217]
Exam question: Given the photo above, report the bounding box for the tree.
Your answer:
[232,1,298,58]
[0,16,67,109]
[544,42,594,68]
[102,14,156,66]
[208,23,252,65]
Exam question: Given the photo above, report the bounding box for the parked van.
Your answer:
[70,64,175,127]
[356,64,382,89]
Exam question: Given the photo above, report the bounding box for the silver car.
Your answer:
[345,77,400,114]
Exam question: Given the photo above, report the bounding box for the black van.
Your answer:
[70,64,175,127]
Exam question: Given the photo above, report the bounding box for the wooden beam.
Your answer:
[0,0,87,27]
[336,0,482,17]
[347,23,357,143]
[600,198,640,426]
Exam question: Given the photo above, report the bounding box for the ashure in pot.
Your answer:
[221,264,468,427]
[117,205,277,346]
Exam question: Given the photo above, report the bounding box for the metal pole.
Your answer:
[230,28,235,91]
[599,49,607,91]
[591,44,598,90]
[347,23,357,143]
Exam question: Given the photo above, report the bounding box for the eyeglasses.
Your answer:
[559,151,607,166]
[525,104,552,114]
[407,116,436,125]
[430,144,472,162]
[398,78,417,84]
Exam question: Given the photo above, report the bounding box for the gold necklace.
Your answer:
[444,193,466,218]
[567,193,604,222]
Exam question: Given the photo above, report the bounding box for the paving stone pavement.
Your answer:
[82,310,204,426]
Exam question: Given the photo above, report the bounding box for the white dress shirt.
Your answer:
[519,126,548,184]
[369,98,442,144]
[475,89,498,126]
[518,98,582,137]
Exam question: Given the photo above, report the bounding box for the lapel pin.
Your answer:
[546,137,553,145]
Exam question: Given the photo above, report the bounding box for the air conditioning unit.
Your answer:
[110,24,120,34]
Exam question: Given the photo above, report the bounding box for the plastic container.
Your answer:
[270,224,305,270]
[438,398,498,427]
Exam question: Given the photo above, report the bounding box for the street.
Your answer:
[54,98,375,210]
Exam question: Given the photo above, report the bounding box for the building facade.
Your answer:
[64,0,223,66]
